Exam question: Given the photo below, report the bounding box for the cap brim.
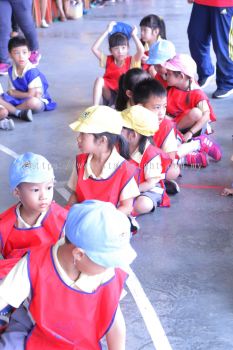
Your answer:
[163,61,180,71]
[85,244,137,270]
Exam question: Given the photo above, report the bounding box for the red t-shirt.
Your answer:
[194,0,233,7]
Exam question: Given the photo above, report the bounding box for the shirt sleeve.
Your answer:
[196,100,210,113]
[130,57,141,68]
[100,53,107,68]
[144,155,163,182]
[67,164,78,192]
[0,255,30,309]
[119,177,140,201]
[162,129,178,153]
[27,76,43,90]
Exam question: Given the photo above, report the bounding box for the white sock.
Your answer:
[14,110,21,117]
[177,140,201,159]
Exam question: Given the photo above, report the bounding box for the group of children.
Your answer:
[0,12,232,350]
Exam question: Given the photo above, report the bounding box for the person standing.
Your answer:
[0,0,41,75]
[187,0,233,98]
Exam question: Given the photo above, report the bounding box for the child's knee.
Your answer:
[166,163,180,180]
[26,97,44,112]
[0,107,8,119]
[189,107,202,122]
[134,195,155,215]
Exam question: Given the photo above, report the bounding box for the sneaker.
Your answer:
[41,19,49,28]
[185,151,208,168]
[198,72,215,89]
[29,51,41,66]
[164,179,180,195]
[0,118,15,130]
[18,109,33,122]
[128,215,140,235]
[0,63,10,76]
[194,135,222,161]
[212,88,233,99]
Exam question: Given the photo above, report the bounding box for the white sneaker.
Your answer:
[41,19,49,28]
[0,118,15,130]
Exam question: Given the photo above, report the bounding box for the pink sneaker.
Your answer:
[185,151,208,168]
[29,51,41,66]
[195,135,222,161]
[0,63,10,76]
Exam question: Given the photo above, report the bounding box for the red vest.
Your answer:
[153,119,176,149]
[194,0,233,6]
[26,246,127,350]
[103,55,132,91]
[167,86,216,122]
[130,144,170,207]
[75,154,138,206]
[0,202,67,278]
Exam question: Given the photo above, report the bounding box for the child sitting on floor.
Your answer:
[162,53,216,142]
[67,105,140,216]
[92,21,144,106]
[121,105,170,214]
[0,152,67,279]
[0,36,56,123]
[0,200,136,349]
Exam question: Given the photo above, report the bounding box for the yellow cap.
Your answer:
[69,105,123,135]
[121,105,159,136]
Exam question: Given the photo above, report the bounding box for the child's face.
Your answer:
[14,181,54,214]
[154,64,167,76]
[77,132,97,153]
[141,95,167,124]
[10,45,30,69]
[140,26,159,44]
[110,45,129,62]
[166,69,183,87]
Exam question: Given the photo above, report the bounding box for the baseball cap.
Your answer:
[65,200,137,269]
[121,105,159,136]
[163,53,197,79]
[109,22,132,39]
[69,106,123,135]
[146,39,176,65]
[9,152,54,191]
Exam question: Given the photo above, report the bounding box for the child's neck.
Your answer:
[57,245,81,282]
[19,205,44,227]
[90,149,112,177]
[114,58,125,67]
[15,64,26,76]
[176,79,190,91]
[129,143,139,156]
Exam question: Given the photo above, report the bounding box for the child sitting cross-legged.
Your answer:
[0,200,136,349]
[121,105,171,215]
[0,36,56,124]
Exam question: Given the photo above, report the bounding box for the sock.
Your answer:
[14,109,21,118]
[177,140,201,159]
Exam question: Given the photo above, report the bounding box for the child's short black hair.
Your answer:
[8,36,30,52]
[133,78,167,105]
[140,14,166,39]
[109,32,129,49]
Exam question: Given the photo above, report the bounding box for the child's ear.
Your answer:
[72,247,85,261]
[13,187,20,199]
[126,89,133,99]
[152,28,160,37]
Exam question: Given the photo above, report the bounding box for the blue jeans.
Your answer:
[0,0,39,63]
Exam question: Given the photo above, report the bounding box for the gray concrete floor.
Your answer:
[0,0,233,349]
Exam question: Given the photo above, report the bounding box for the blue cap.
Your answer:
[109,22,132,39]
[146,39,176,65]
[9,152,54,191]
[65,200,137,269]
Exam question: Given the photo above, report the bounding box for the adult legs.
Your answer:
[211,7,233,90]
[10,0,39,52]
[0,1,12,64]
[187,3,215,80]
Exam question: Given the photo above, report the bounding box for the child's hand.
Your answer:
[148,65,157,78]
[131,25,138,37]
[183,131,193,142]
[141,53,149,63]
[107,21,117,33]
[221,188,233,196]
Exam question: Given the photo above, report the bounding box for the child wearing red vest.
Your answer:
[0,200,136,349]
[67,105,140,217]
[121,105,170,214]
[0,152,67,279]
[92,21,144,106]
[162,53,217,142]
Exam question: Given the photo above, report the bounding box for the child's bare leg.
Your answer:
[93,77,105,105]
[134,195,155,215]
[221,188,233,196]
[177,107,202,130]
[56,0,66,20]
[16,97,44,113]
[0,97,19,115]
[0,106,8,119]
[166,163,180,181]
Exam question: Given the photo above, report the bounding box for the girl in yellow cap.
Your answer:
[67,105,140,218]
[121,105,171,215]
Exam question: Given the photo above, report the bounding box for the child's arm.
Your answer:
[221,188,233,196]
[140,155,163,192]
[106,306,126,350]
[8,87,42,99]
[139,177,161,192]
[118,198,134,216]
[91,21,117,61]
[131,26,145,63]
[183,102,210,142]
[67,191,78,207]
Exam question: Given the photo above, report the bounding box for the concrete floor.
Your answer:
[0,0,233,349]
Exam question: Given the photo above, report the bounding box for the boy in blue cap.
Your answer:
[0,152,67,279]
[0,200,136,349]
